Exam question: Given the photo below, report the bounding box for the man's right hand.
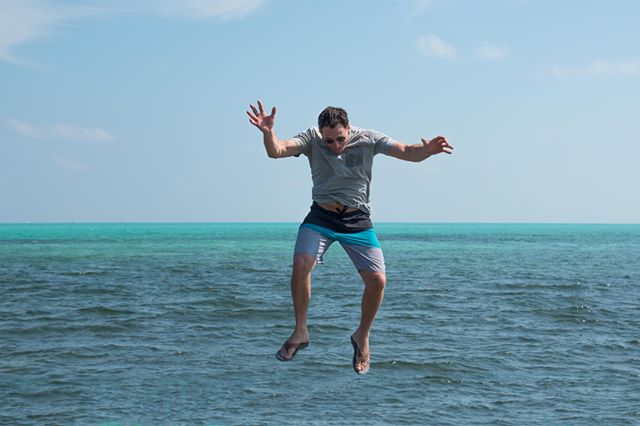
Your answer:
[247,100,276,134]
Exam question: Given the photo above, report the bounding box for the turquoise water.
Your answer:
[1,223,639,425]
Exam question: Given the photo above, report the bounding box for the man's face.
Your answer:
[320,125,350,155]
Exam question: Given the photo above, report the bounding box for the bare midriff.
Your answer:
[317,201,360,214]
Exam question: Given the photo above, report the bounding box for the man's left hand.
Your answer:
[421,136,453,156]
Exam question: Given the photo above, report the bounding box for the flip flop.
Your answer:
[276,340,309,362]
[350,335,370,375]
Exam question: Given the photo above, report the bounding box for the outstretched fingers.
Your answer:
[247,100,277,130]
[247,100,265,128]
[422,136,454,154]
[246,110,260,127]
[438,136,453,154]
[247,104,261,126]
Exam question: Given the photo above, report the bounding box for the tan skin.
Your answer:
[247,100,453,373]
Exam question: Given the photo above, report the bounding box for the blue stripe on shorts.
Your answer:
[300,224,381,248]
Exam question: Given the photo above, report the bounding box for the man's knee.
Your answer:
[292,253,316,276]
[361,271,386,291]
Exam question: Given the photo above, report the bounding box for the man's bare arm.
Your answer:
[261,130,301,159]
[387,136,453,162]
[247,100,300,159]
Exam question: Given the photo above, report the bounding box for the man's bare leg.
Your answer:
[351,270,386,372]
[277,253,316,360]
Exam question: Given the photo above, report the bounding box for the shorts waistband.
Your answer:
[302,202,372,234]
[315,202,360,216]
[312,202,362,218]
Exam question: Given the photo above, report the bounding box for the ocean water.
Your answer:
[1,223,639,425]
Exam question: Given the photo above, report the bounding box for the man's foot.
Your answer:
[276,340,309,361]
[350,334,370,374]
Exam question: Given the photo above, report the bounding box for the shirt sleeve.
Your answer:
[369,130,396,155]
[290,127,316,157]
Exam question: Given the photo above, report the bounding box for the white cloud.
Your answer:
[418,34,457,59]
[410,0,432,15]
[4,118,114,142]
[51,124,113,142]
[551,60,640,77]
[52,156,89,172]
[4,118,41,138]
[475,43,507,60]
[155,0,266,20]
[0,0,99,65]
[0,0,60,64]
[0,0,265,64]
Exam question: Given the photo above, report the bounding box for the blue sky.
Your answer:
[1,0,639,223]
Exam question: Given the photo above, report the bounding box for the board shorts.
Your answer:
[294,202,385,273]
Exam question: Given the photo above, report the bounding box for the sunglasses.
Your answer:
[324,136,346,144]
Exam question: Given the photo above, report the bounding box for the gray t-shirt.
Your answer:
[291,126,396,214]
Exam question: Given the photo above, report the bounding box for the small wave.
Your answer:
[183,298,221,307]
[60,270,108,277]
[4,323,81,335]
[418,374,467,384]
[495,281,583,290]
[76,306,136,316]
[55,349,110,359]
[219,307,284,320]
[306,323,350,333]
[375,358,480,374]
[532,304,603,324]
[161,265,198,273]
[240,267,281,273]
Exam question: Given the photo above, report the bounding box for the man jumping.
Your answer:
[247,100,453,374]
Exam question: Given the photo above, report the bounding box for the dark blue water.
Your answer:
[1,223,639,425]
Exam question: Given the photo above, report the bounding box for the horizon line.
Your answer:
[1,221,639,226]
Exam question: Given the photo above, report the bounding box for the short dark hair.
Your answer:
[318,106,349,130]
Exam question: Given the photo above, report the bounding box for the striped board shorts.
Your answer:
[293,203,385,273]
